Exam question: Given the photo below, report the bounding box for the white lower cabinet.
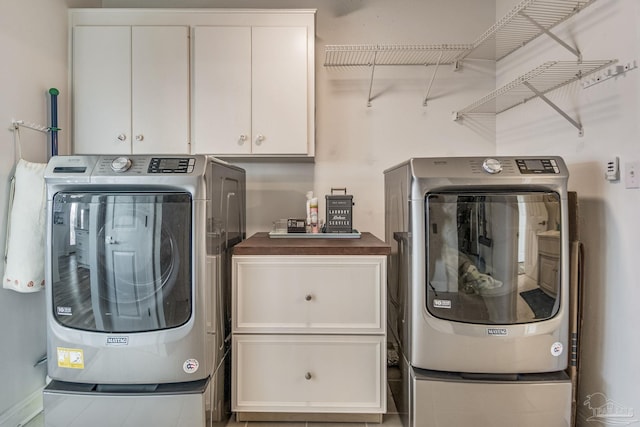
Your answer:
[233,335,384,412]
[232,255,387,421]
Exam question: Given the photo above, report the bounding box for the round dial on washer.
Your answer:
[482,158,503,174]
[111,156,132,172]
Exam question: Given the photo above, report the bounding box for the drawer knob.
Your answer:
[305,372,312,380]
[305,294,313,301]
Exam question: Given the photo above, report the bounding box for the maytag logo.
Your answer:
[106,337,129,346]
[487,328,508,336]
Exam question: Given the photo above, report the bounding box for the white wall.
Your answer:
[249,0,496,239]
[0,0,98,424]
[103,0,497,238]
[494,0,640,424]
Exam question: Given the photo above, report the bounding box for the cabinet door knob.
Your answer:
[135,134,144,141]
[255,134,265,145]
[305,372,312,380]
[117,134,127,141]
[238,134,247,145]
[305,294,313,301]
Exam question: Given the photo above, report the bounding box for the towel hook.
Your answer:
[11,119,52,134]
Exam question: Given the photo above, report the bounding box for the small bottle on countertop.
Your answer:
[306,191,313,233]
[309,196,319,233]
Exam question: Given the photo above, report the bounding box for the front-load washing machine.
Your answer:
[43,155,245,427]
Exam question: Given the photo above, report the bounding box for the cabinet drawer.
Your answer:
[232,335,385,413]
[232,256,385,333]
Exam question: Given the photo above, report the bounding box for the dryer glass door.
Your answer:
[425,191,561,324]
[50,192,192,332]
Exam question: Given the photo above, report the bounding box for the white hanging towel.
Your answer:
[3,159,47,292]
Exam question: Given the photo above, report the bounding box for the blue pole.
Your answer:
[48,88,59,158]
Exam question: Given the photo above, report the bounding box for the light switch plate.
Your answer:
[625,161,640,189]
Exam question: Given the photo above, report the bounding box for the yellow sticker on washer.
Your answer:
[57,347,85,369]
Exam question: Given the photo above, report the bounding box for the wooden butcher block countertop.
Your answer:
[233,232,390,256]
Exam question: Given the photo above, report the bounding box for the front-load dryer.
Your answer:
[384,157,573,427]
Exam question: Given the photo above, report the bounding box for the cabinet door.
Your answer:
[73,26,131,154]
[192,26,252,155]
[193,25,311,156]
[538,254,559,297]
[233,335,385,413]
[252,26,309,155]
[131,26,190,154]
[233,255,385,334]
[72,26,189,155]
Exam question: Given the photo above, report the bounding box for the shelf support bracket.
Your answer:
[519,12,582,62]
[423,51,443,107]
[523,81,583,137]
[367,51,378,107]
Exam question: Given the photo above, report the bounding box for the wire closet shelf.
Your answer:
[323,44,472,67]
[323,0,599,68]
[460,0,599,61]
[324,44,473,107]
[454,60,615,116]
[452,59,616,136]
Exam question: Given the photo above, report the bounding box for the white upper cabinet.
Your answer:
[193,21,314,157]
[252,26,310,156]
[70,9,315,158]
[131,27,190,154]
[72,25,189,155]
[192,26,252,155]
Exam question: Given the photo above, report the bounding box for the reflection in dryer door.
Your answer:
[426,191,561,325]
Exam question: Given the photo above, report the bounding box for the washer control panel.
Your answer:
[90,156,198,176]
[148,157,195,174]
[45,155,207,185]
[515,158,560,174]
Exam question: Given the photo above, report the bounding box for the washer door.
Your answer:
[425,191,561,325]
[50,192,192,332]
